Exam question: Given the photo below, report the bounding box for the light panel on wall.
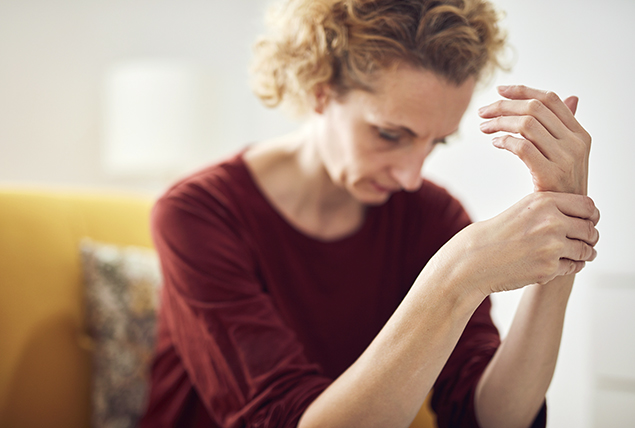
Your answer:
[101,59,208,178]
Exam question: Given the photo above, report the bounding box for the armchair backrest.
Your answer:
[0,188,154,428]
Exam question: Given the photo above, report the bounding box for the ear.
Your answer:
[312,83,332,114]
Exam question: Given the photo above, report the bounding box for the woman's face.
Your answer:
[314,65,475,205]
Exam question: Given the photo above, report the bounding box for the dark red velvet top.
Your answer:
[140,152,546,428]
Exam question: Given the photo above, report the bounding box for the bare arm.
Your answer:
[299,258,485,428]
[475,85,597,428]
[299,189,599,428]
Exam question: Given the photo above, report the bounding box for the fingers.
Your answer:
[556,259,586,279]
[493,85,586,134]
[564,96,578,115]
[548,192,601,225]
[566,216,600,246]
[480,114,557,160]
[543,195,599,262]
[560,198,600,265]
[478,85,592,195]
[562,236,597,262]
[478,87,583,164]
[492,134,551,176]
[524,192,600,223]
[562,238,597,263]
[518,192,600,282]
[479,98,570,140]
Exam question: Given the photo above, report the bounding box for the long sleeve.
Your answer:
[431,297,547,428]
[410,183,546,428]
[431,297,500,427]
[142,189,331,428]
[140,155,530,428]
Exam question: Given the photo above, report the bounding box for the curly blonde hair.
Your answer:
[251,0,507,116]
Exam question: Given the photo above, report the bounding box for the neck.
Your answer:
[244,125,365,241]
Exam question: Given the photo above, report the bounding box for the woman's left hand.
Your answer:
[478,85,592,195]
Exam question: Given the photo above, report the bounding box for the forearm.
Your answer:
[299,188,598,428]
[475,275,574,428]
[299,259,485,428]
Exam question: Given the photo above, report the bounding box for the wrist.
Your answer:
[416,234,488,314]
[529,275,575,302]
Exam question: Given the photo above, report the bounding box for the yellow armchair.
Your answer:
[0,187,435,428]
[0,188,154,428]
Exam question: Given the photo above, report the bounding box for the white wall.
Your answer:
[424,1,635,426]
[1,0,633,426]
[0,0,297,192]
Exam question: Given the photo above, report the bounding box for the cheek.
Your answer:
[321,107,382,181]
[317,124,355,185]
[330,125,363,171]
[346,136,381,179]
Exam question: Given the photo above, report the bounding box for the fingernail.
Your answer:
[478,106,486,115]
[479,121,488,130]
[492,136,503,147]
[497,85,510,91]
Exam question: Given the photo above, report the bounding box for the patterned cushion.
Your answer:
[80,240,162,428]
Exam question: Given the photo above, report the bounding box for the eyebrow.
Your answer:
[384,122,459,141]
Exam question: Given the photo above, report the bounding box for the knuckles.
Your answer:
[525,191,556,209]
[566,260,583,277]
[520,115,538,133]
[534,260,559,285]
[586,220,599,246]
[569,136,589,155]
[515,138,532,156]
[583,196,599,221]
[526,98,545,115]
[577,240,593,261]
[492,99,506,111]
[543,90,561,105]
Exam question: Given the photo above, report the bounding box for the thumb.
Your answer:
[564,95,579,115]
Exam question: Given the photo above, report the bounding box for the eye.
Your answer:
[377,128,401,142]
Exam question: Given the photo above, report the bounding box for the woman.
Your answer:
[140,0,599,427]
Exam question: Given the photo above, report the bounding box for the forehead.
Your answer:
[356,66,475,136]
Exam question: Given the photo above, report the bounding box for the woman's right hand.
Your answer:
[479,85,592,195]
[433,191,600,297]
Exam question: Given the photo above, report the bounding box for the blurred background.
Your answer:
[1,0,633,426]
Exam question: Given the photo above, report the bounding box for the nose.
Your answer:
[390,146,429,191]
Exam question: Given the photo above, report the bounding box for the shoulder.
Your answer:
[150,151,264,298]
[154,151,255,222]
[161,151,251,207]
[150,150,261,250]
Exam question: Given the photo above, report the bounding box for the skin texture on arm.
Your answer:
[294,73,599,428]
[474,85,596,428]
[297,190,599,428]
[247,67,599,427]
[299,260,486,428]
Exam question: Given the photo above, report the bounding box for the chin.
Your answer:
[345,179,394,205]
[365,197,391,206]
[354,189,393,206]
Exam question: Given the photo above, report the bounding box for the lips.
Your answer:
[371,180,400,193]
